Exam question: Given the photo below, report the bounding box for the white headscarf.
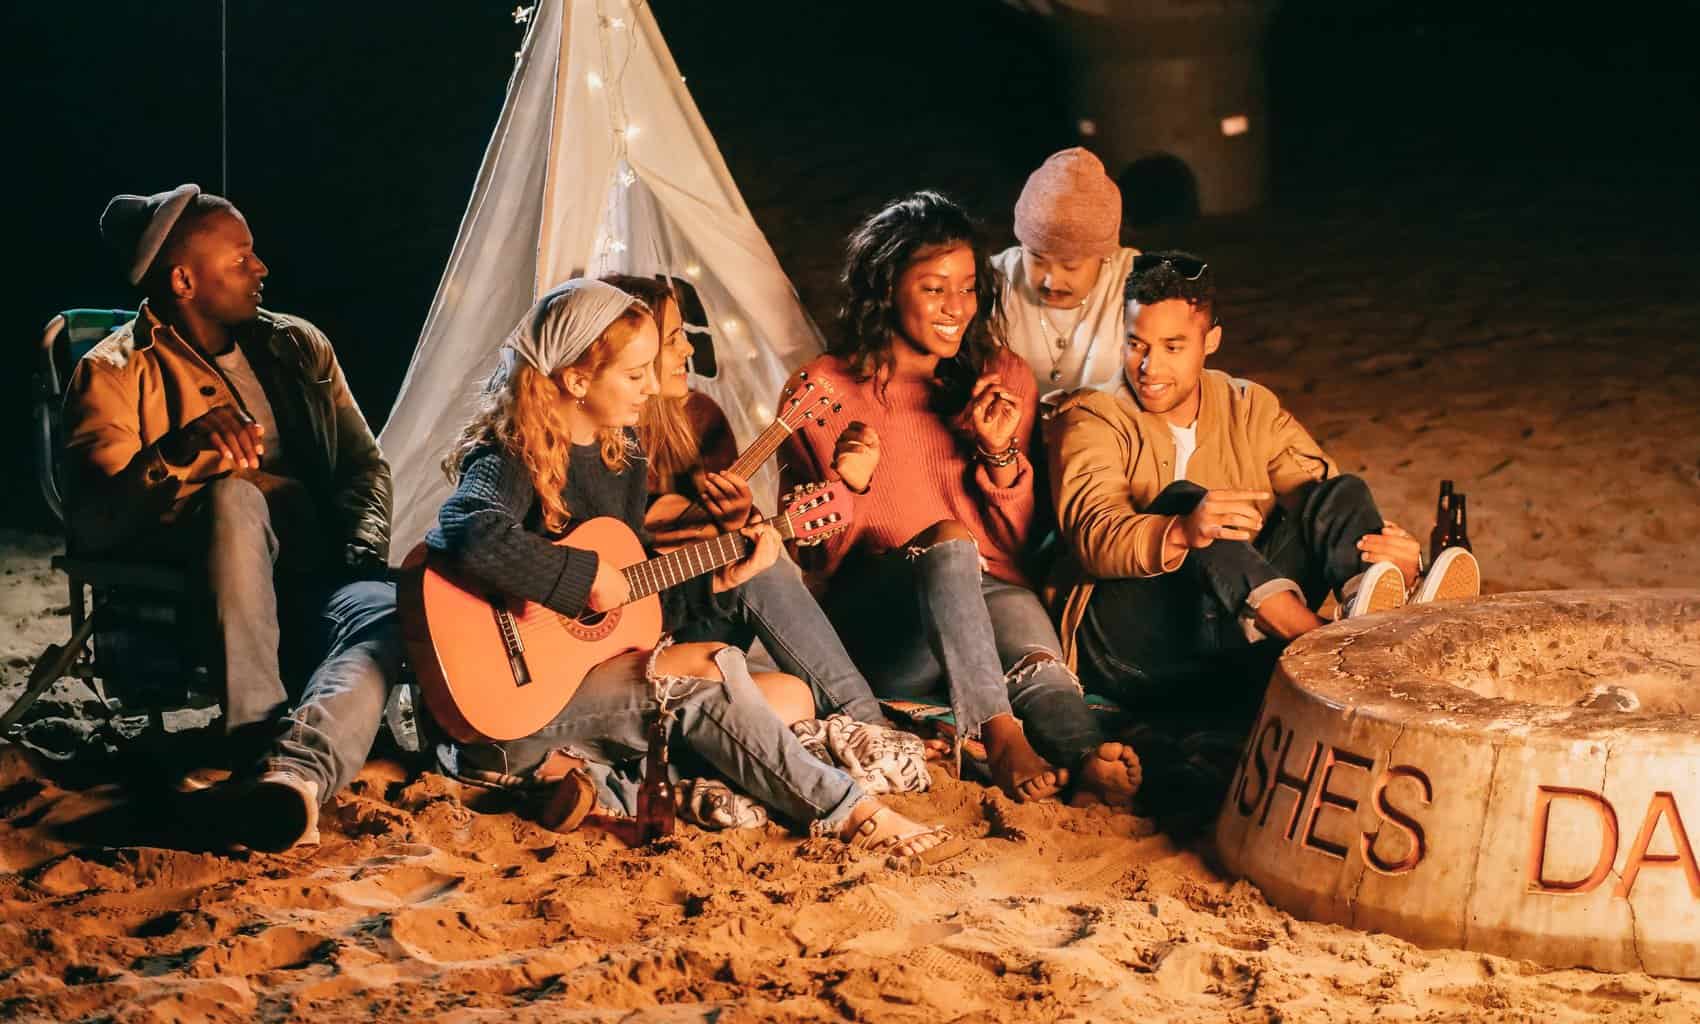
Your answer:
[501,278,643,375]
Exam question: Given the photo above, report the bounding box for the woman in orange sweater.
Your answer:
[780,192,1141,808]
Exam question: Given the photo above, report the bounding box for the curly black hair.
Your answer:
[1124,250,1216,322]
[831,190,1004,414]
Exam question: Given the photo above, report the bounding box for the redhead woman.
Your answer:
[779,193,1141,809]
[425,278,957,857]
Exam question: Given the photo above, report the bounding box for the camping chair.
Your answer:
[3,309,426,755]
[0,309,216,738]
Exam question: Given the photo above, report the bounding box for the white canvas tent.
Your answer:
[379,0,825,562]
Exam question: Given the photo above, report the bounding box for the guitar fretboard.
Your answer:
[725,416,793,480]
[621,512,797,603]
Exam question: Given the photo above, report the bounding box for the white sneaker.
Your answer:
[1341,561,1407,619]
[1413,547,1481,604]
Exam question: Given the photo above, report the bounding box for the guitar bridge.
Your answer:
[493,605,532,687]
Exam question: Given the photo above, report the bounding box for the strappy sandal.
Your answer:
[844,806,968,865]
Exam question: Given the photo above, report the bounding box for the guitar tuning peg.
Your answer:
[798,370,809,379]
[815,418,826,426]
[832,403,842,413]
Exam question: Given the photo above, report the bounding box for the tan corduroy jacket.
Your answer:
[61,303,392,562]
[1047,369,1337,669]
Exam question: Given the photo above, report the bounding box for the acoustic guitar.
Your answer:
[400,480,852,743]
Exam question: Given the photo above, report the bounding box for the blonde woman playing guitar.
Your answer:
[420,279,960,862]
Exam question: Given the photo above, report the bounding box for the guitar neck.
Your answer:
[621,512,796,603]
[725,416,793,481]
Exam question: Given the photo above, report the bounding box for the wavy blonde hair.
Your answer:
[603,274,702,492]
[443,304,649,534]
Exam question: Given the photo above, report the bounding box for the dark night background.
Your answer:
[3,1,1696,533]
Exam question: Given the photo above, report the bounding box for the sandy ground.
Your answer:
[5,156,1700,1024]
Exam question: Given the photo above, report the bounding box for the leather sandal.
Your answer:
[844,805,967,864]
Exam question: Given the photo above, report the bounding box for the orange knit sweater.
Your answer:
[778,347,1041,588]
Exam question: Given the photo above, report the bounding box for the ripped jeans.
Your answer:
[671,554,884,724]
[454,644,865,832]
[822,539,1104,769]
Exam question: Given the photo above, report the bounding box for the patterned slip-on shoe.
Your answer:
[1342,561,1407,620]
[1413,547,1481,604]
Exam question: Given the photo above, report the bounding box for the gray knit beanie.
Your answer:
[98,183,202,285]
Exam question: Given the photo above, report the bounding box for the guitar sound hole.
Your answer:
[566,606,621,641]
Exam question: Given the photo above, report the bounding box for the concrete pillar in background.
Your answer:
[1050,0,1277,218]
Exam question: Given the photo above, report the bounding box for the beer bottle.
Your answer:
[636,713,676,843]
[1449,493,1472,552]
[1429,480,1454,563]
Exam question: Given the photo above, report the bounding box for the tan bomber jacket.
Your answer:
[1047,369,1338,669]
[61,302,392,562]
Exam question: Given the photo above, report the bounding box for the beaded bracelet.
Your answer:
[976,442,1020,468]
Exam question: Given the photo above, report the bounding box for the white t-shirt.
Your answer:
[1169,420,1198,481]
[213,346,286,470]
[992,245,1139,398]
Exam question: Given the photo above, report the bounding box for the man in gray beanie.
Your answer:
[992,148,1142,400]
[63,185,399,851]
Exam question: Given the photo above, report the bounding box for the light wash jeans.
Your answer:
[196,477,401,800]
[456,643,865,832]
[672,554,883,724]
[822,538,1104,769]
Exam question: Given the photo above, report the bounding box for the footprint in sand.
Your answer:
[331,864,465,909]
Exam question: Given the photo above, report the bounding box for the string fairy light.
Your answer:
[590,0,648,270]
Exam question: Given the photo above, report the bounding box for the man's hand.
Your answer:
[586,556,630,612]
[964,373,1022,454]
[1359,519,1422,586]
[692,469,754,532]
[713,520,781,593]
[164,404,265,469]
[831,421,880,494]
[1169,489,1271,550]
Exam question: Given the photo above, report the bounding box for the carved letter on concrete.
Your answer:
[1613,792,1700,900]
[1260,734,1323,841]
[1235,716,1283,818]
[1361,765,1431,876]
[1527,786,1619,895]
[1301,746,1373,860]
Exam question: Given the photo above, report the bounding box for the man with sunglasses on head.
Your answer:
[1047,251,1481,725]
[992,148,1141,402]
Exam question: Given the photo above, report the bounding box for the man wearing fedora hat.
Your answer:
[62,184,399,851]
[992,148,1141,402]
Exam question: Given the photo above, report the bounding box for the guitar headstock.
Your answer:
[778,481,854,547]
[775,370,842,431]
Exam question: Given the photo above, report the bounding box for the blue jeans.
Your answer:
[672,556,883,724]
[822,539,1103,769]
[1078,475,1383,705]
[456,644,865,832]
[196,477,401,800]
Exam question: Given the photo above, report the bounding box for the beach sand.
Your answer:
[5,159,1700,1023]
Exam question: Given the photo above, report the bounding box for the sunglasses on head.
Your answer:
[1133,253,1209,280]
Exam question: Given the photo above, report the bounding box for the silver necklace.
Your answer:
[1036,300,1087,384]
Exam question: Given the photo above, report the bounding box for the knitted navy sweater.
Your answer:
[425,434,717,628]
